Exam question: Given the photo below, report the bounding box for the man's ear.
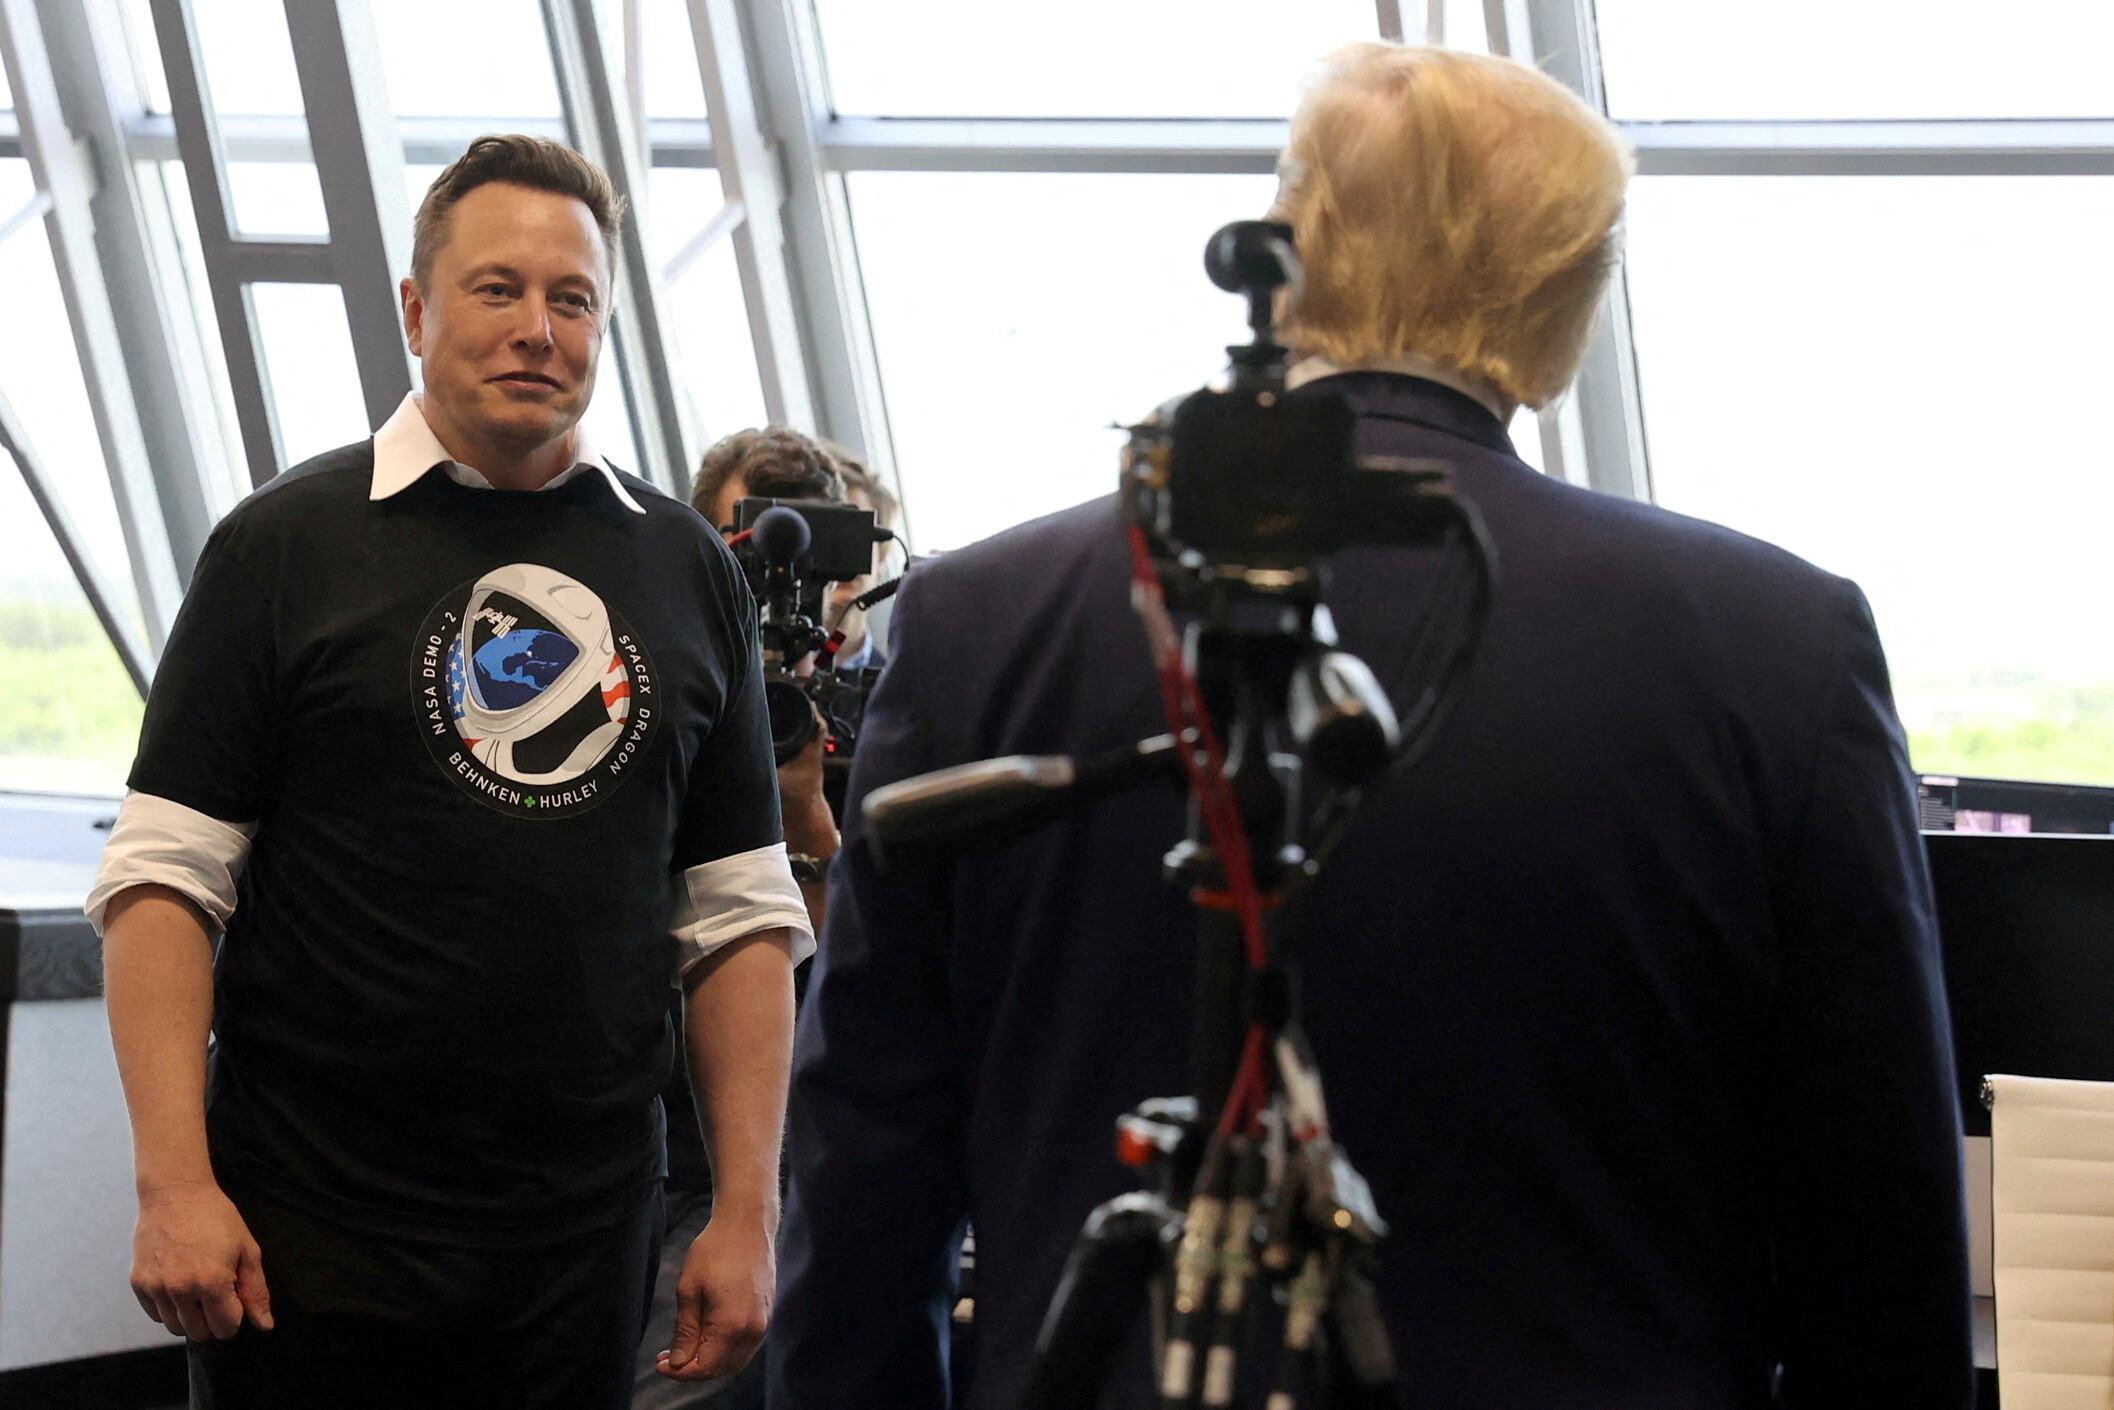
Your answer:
[401,276,425,357]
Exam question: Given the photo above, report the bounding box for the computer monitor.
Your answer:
[1920,774,2114,836]
[1930,830,2114,1137]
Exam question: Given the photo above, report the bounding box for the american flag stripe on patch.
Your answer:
[601,652,630,717]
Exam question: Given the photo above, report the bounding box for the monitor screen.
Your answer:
[1929,832,2114,1136]
[1919,775,2114,836]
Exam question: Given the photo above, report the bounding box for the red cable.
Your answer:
[1126,526,1272,1136]
[726,528,754,546]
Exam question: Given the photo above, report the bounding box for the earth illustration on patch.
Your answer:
[471,628,581,711]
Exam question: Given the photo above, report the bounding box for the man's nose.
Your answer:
[509,295,555,355]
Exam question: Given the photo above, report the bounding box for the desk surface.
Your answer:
[0,791,113,1004]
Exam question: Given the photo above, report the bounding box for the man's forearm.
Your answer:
[102,886,219,1195]
[684,930,797,1222]
[785,798,839,937]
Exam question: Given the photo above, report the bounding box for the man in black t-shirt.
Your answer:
[88,137,809,1410]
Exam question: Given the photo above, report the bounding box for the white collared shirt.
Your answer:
[369,392,648,514]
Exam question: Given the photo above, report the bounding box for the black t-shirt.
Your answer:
[129,441,781,1244]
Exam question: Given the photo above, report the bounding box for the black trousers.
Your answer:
[189,1181,663,1410]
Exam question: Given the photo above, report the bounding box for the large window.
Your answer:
[815,0,1379,119]
[0,475,142,797]
[9,0,2112,797]
[0,153,144,795]
[1597,0,2114,121]
[850,171,1279,550]
[1626,174,2114,785]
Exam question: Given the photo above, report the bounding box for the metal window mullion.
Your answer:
[281,0,416,432]
[144,0,288,489]
[0,387,154,695]
[1487,0,1653,500]
[83,109,2114,180]
[819,116,1285,174]
[541,0,694,494]
[731,0,900,517]
[0,0,185,650]
[35,0,222,595]
[684,0,814,431]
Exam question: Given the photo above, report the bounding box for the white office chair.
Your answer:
[1988,1072,2114,1408]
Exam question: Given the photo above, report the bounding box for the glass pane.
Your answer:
[642,0,708,119]
[1626,174,2114,785]
[227,162,329,237]
[1507,405,1545,475]
[191,0,304,116]
[816,0,1379,118]
[1598,0,2114,121]
[0,470,142,797]
[849,171,1279,551]
[119,0,171,114]
[370,0,564,119]
[579,333,644,474]
[646,167,767,448]
[1434,0,1493,53]
[0,161,141,630]
[249,283,370,468]
[405,162,446,215]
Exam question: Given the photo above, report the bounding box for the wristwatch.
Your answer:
[788,852,830,885]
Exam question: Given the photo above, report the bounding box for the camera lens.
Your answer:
[765,674,819,766]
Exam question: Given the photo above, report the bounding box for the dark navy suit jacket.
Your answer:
[769,374,1973,1409]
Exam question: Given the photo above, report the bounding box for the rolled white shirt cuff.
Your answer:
[85,790,257,934]
[672,841,816,975]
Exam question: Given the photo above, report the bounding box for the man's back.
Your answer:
[775,372,1973,1408]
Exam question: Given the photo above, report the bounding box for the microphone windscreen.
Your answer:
[753,505,812,566]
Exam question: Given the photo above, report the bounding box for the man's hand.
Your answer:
[131,1180,273,1341]
[656,1208,775,1380]
[778,705,835,854]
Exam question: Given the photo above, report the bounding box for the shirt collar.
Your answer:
[1286,352,1513,424]
[369,392,647,514]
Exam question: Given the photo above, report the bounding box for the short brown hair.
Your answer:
[691,427,845,527]
[820,441,899,529]
[411,135,626,290]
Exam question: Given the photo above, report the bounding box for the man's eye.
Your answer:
[477,283,510,297]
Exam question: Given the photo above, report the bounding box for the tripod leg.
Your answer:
[1322,1268,1403,1410]
[1018,1193,1178,1410]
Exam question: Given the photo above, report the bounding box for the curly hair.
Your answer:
[690,427,845,528]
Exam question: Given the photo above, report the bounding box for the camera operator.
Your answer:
[637,427,853,1408]
[769,43,1971,1410]
[819,448,901,673]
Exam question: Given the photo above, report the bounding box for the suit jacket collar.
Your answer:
[1300,370,1521,459]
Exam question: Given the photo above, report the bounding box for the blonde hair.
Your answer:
[1272,44,1633,410]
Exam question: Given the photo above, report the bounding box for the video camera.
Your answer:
[1123,219,1467,586]
[727,496,897,792]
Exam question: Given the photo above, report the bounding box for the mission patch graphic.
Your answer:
[412,564,658,818]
